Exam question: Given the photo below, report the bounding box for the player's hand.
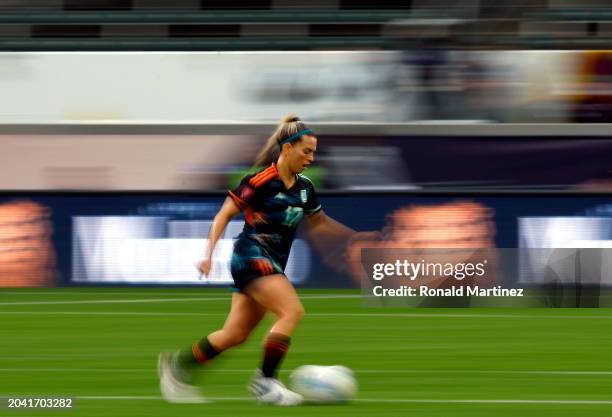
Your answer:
[196,259,212,279]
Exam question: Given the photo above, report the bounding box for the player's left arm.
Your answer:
[302,176,353,239]
[304,210,357,277]
[305,209,354,240]
[301,178,357,275]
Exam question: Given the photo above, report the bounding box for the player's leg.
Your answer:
[209,291,267,349]
[244,274,304,378]
[178,291,266,367]
[243,274,305,405]
[158,292,266,403]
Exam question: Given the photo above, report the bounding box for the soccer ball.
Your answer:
[289,365,357,404]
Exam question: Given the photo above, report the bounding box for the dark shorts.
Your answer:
[230,239,285,291]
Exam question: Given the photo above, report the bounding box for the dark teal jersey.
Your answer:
[228,163,321,270]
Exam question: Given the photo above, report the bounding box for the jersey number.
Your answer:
[282,207,303,227]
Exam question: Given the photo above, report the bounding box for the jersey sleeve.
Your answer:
[304,180,322,215]
[228,175,257,211]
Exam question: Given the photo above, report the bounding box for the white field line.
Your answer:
[0,311,225,316]
[311,313,612,319]
[1,368,612,376]
[2,393,612,405]
[0,294,362,306]
[0,291,227,295]
[0,297,230,305]
[0,291,363,298]
[0,291,232,296]
[43,395,612,405]
[0,310,612,320]
[354,398,612,405]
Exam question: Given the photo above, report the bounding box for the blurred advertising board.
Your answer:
[0,200,56,287]
[72,215,311,285]
[1,192,612,304]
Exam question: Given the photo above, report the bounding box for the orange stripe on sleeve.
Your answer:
[249,165,278,188]
[228,190,247,209]
[250,168,273,183]
[250,172,276,188]
[251,165,275,180]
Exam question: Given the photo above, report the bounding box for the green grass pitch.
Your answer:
[1,288,612,417]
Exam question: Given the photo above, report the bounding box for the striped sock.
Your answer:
[177,336,220,368]
[261,332,291,378]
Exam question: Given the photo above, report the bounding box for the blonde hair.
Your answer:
[254,113,311,166]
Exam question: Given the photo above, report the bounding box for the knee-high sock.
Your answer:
[177,336,220,367]
[261,332,291,378]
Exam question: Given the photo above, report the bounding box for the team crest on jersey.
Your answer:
[300,189,307,203]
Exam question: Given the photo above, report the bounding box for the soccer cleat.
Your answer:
[157,352,209,404]
[248,370,303,406]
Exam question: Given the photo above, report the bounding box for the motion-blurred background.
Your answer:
[1,0,612,190]
[0,0,611,305]
[3,6,612,415]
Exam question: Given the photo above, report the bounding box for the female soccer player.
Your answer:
[158,114,352,406]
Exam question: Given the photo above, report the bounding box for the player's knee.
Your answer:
[286,303,305,323]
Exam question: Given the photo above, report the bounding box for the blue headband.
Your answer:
[279,129,313,147]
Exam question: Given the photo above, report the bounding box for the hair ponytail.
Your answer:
[254,113,311,166]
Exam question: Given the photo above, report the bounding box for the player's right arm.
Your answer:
[197,196,241,277]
